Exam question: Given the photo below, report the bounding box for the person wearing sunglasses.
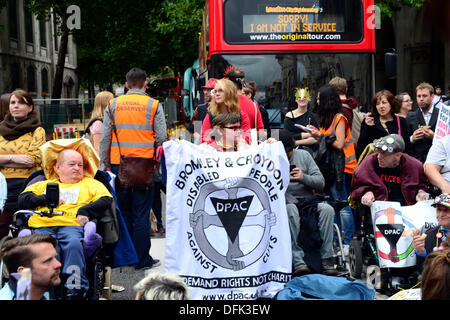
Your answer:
[203,113,247,152]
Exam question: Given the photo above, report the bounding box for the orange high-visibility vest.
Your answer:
[320,113,357,174]
[109,94,159,165]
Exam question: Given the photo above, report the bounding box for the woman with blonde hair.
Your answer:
[200,78,251,143]
[86,91,114,154]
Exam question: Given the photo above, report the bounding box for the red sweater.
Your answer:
[238,94,264,130]
[350,153,428,205]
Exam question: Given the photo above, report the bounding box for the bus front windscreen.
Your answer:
[210,53,373,127]
[224,0,363,44]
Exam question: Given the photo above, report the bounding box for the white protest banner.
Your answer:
[433,104,450,142]
[371,200,438,268]
[163,140,292,300]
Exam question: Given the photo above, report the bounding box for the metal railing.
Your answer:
[34,98,95,136]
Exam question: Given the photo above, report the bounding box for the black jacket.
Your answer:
[416,226,445,271]
[295,195,324,273]
[357,114,410,156]
[405,106,440,163]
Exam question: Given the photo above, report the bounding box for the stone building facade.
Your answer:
[375,1,450,98]
[0,0,78,99]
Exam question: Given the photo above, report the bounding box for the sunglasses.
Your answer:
[222,125,240,131]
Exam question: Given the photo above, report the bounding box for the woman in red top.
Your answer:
[201,79,251,144]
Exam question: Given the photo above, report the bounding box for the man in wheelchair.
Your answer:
[18,149,113,299]
[350,134,429,289]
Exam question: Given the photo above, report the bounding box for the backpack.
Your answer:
[276,274,375,300]
[82,117,102,143]
[342,103,365,148]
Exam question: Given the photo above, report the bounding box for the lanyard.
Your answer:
[435,226,448,250]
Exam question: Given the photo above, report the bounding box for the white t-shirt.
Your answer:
[426,135,450,182]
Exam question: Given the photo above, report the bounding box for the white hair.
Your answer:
[134,272,190,300]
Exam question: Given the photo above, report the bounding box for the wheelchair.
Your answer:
[329,199,352,278]
[0,168,119,300]
[347,205,420,295]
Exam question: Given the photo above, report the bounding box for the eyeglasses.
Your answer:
[436,206,450,214]
[222,125,240,131]
[211,88,224,95]
[403,99,413,103]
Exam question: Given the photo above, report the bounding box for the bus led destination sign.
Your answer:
[224,0,363,44]
[244,14,341,34]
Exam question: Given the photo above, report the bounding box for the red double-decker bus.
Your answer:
[191,0,376,128]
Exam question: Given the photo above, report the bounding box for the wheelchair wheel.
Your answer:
[0,235,12,287]
[90,258,105,300]
[349,239,363,279]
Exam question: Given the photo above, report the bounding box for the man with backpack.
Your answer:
[329,77,365,152]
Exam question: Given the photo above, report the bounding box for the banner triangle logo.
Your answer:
[210,195,254,242]
[377,223,404,262]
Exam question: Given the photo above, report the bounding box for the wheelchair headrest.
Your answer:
[39,138,99,180]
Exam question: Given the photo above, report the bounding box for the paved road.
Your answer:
[109,235,389,300]
[110,237,166,300]
[109,191,389,300]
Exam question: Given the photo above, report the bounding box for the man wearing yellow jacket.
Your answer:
[18,149,112,299]
[99,68,167,270]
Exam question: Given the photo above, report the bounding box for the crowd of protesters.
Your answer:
[0,68,449,300]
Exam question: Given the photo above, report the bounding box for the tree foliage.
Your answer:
[375,0,429,19]
[151,0,204,76]
[73,0,203,91]
[2,0,431,92]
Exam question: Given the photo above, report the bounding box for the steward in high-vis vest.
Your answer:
[98,67,167,270]
[109,94,159,164]
[99,89,167,170]
[320,113,357,175]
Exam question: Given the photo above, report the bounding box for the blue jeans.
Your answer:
[35,226,88,292]
[325,173,355,245]
[111,165,156,268]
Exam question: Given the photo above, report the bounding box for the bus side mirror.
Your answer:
[385,52,397,79]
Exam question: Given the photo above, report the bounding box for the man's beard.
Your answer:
[420,103,430,111]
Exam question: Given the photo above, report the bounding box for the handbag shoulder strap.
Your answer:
[107,98,122,156]
[253,102,258,128]
[396,115,401,135]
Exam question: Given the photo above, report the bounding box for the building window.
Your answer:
[41,68,49,93]
[53,13,59,52]
[11,63,20,90]
[27,66,36,93]
[24,5,34,43]
[39,20,47,47]
[8,0,18,39]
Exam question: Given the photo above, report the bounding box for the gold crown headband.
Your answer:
[295,87,311,100]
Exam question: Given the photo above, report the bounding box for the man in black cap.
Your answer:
[279,130,337,276]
